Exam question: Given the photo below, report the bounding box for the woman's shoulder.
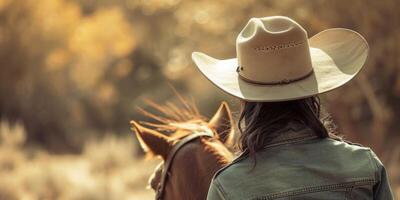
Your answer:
[212,151,250,181]
[322,137,374,156]
[213,137,377,181]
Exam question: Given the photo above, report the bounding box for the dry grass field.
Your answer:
[0,120,158,200]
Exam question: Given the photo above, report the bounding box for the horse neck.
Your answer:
[165,141,230,200]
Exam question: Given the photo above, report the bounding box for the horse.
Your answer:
[130,100,235,200]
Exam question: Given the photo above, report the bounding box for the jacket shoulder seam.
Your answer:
[366,148,380,181]
[214,178,228,199]
[212,152,248,180]
[251,179,375,200]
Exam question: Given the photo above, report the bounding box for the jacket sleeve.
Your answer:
[369,150,394,200]
[207,179,225,200]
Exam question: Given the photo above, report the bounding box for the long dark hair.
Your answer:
[238,96,337,164]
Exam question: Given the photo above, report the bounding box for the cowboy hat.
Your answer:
[191,16,369,102]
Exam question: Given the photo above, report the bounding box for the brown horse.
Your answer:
[131,101,234,200]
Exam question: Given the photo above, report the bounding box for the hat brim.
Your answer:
[192,28,369,102]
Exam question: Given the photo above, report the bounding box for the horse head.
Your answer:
[131,101,234,200]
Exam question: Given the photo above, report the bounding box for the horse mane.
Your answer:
[138,93,234,189]
[137,92,208,138]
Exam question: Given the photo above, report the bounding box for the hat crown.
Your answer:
[239,17,303,38]
[236,16,313,84]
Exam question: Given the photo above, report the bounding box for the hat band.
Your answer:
[238,68,314,85]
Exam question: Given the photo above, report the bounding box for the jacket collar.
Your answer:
[263,121,319,148]
[226,121,319,168]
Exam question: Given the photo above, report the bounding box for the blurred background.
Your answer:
[0,0,399,199]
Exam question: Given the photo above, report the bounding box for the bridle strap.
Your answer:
[156,130,215,200]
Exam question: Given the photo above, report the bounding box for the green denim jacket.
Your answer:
[207,123,393,200]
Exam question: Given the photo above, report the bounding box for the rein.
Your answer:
[155,129,215,200]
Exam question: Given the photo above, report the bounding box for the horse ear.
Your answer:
[130,121,172,160]
[208,102,234,145]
